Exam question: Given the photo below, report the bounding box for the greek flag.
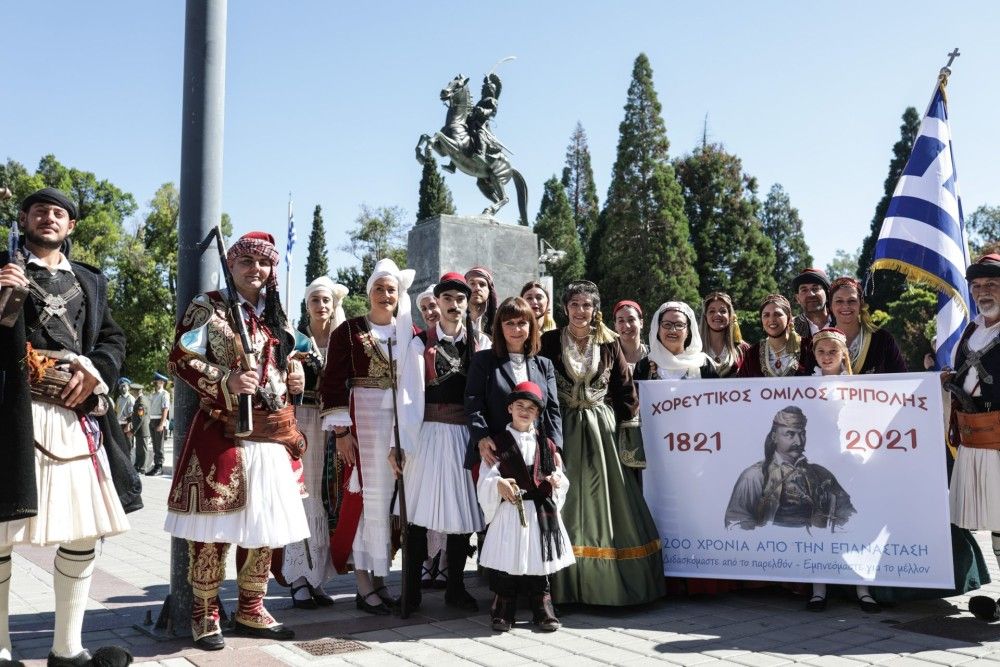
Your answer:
[285,195,295,272]
[872,81,974,368]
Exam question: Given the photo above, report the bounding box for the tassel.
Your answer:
[593,311,619,345]
[348,467,361,493]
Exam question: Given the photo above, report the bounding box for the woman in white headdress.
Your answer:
[633,301,718,381]
[273,277,349,608]
[318,259,415,614]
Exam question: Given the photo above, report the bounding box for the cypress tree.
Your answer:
[301,204,330,322]
[675,141,776,308]
[534,176,585,300]
[561,122,600,259]
[416,154,456,222]
[760,183,813,293]
[594,53,699,314]
[857,106,921,311]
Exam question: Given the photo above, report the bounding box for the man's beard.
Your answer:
[25,228,64,251]
[977,299,1000,320]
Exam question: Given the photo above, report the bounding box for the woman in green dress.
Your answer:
[539,281,665,606]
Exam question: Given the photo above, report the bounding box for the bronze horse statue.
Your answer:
[415,72,528,225]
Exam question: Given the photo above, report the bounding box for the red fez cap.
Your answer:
[434,272,471,297]
[508,381,544,409]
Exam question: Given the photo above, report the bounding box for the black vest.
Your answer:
[24,264,86,354]
[955,323,1000,411]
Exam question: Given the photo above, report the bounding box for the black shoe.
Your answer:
[373,585,399,609]
[291,583,318,610]
[806,595,827,612]
[145,465,163,477]
[0,658,26,666]
[355,592,391,616]
[194,633,226,651]
[445,589,479,612]
[230,621,295,640]
[46,651,91,667]
[969,595,1000,621]
[309,584,335,607]
[491,617,511,632]
[90,646,133,666]
[134,465,145,474]
[858,594,881,614]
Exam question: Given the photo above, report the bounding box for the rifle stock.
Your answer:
[386,337,410,618]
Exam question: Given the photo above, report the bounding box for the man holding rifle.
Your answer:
[394,273,489,615]
[0,187,139,666]
[165,231,309,650]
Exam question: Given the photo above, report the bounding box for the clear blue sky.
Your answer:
[3,2,998,307]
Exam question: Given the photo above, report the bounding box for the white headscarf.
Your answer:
[305,276,349,330]
[648,301,711,377]
[416,284,436,306]
[366,258,416,360]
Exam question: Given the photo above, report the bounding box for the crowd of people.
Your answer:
[3,187,1000,665]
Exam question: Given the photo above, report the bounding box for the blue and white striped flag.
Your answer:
[872,79,974,368]
[285,194,296,272]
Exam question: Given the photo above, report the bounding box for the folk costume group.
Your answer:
[4,188,1000,664]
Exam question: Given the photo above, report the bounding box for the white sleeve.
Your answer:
[398,336,426,453]
[72,354,109,396]
[477,461,503,524]
[322,410,353,431]
[551,467,570,511]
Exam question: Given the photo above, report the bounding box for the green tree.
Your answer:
[110,235,174,380]
[826,247,861,281]
[675,141,776,307]
[592,53,699,314]
[301,204,331,322]
[336,205,411,317]
[966,204,1000,256]
[857,107,920,310]
[534,176,585,300]
[880,284,937,370]
[561,122,600,259]
[0,155,136,271]
[760,183,813,293]
[416,154,456,222]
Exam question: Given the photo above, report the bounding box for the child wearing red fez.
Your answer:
[477,382,575,632]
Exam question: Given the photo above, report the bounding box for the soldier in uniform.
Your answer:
[0,187,139,665]
[164,231,309,650]
[146,372,171,476]
[129,382,151,473]
[725,406,855,531]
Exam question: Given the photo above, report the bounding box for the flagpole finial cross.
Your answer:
[945,48,961,69]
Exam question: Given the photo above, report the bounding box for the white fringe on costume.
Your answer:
[404,421,484,534]
[349,387,396,577]
[281,404,338,586]
[164,440,309,549]
[477,426,575,576]
[0,403,129,547]
[950,448,1000,530]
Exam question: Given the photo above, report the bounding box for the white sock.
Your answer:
[0,544,12,659]
[51,539,96,658]
[292,576,311,601]
[812,582,827,598]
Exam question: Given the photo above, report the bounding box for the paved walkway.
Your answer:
[7,437,1000,666]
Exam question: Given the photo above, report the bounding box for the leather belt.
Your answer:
[957,410,1000,450]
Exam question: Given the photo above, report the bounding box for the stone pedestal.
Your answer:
[408,215,539,328]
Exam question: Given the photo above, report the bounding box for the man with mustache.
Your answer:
[725,406,854,530]
[393,272,490,614]
[947,254,1000,620]
[792,268,834,338]
[0,188,139,665]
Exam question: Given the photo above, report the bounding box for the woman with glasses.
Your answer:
[538,281,665,606]
[634,302,717,381]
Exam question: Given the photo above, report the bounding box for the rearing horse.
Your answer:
[415,74,528,225]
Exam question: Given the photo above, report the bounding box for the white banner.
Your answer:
[640,373,954,588]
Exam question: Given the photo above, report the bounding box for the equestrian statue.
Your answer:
[415,60,529,225]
